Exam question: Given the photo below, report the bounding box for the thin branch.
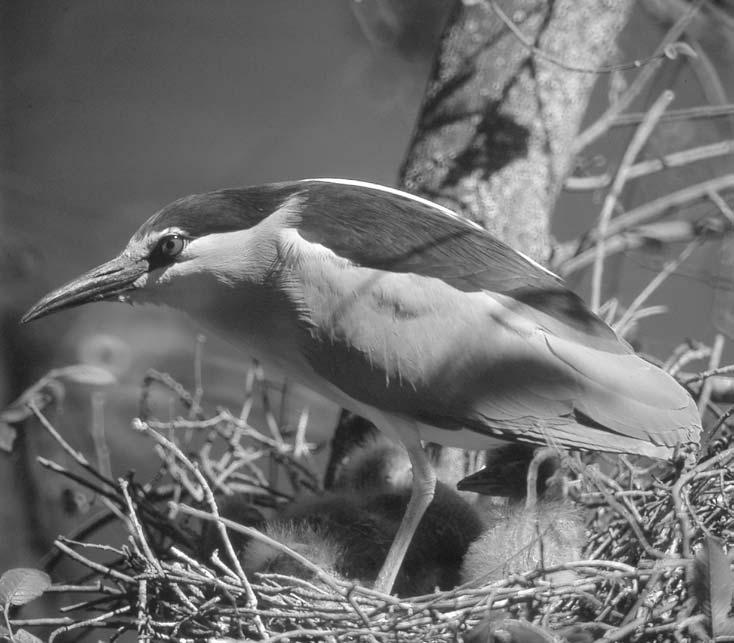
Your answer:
[590,90,674,311]
[555,174,734,276]
[554,220,707,276]
[613,238,701,335]
[683,364,734,386]
[610,103,734,128]
[572,0,706,155]
[488,0,694,75]
[119,478,163,575]
[709,190,734,224]
[132,418,267,638]
[602,172,734,239]
[564,139,734,191]
[29,401,117,491]
[697,334,725,446]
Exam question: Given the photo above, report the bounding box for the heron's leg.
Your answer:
[373,423,436,594]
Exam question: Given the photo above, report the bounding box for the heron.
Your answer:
[22,178,702,593]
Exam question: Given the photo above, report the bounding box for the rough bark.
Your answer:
[399,0,634,262]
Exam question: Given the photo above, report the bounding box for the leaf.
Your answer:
[0,364,115,430]
[52,364,117,386]
[12,629,44,643]
[0,379,65,422]
[0,568,51,607]
[0,423,17,453]
[0,403,32,424]
[690,536,734,638]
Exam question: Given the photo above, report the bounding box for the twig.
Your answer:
[667,343,711,377]
[683,364,734,386]
[564,139,734,191]
[554,220,710,276]
[555,175,734,276]
[48,605,132,643]
[132,419,267,638]
[671,449,734,558]
[119,478,163,575]
[706,406,734,449]
[610,103,734,128]
[593,174,734,242]
[614,238,701,335]
[572,0,705,155]
[697,334,725,422]
[590,90,674,311]
[709,189,734,224]
[140,369,204,420]
[35,456,121,506]
[52,538,135,584]
[488,0,694,75]
[29,401,117,490]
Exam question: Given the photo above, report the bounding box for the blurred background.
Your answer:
[0,0,453,576]
[1,0,732,581]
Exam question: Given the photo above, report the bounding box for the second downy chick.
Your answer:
[459,447,585,585]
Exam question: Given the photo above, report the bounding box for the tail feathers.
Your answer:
[544,333,701,451]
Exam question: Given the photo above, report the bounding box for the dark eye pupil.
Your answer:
[158,235,183,258]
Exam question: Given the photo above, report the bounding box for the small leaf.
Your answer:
[52,364,117,386]
[0,568,51,606]
[0,423,17,453]
[690,536,734,638]
[12,629,44,643]
[0,364,115,427]
[0,404,33,424]
[1,380,65,422]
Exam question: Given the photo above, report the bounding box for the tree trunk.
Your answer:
[400,0,634,262]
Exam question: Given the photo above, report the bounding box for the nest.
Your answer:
[4,363,734,643]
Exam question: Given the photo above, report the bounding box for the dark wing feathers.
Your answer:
[297,181,560,291]
[295,180,629,354]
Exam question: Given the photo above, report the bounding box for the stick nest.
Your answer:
[6,364,734,643]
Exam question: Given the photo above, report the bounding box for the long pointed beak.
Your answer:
[21,255,148,323]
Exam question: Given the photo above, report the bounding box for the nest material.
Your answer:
[6,367,733,642]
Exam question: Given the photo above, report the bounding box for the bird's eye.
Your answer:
[156,234,185,259]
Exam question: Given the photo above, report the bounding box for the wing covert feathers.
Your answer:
[279,181,701,459]
[543,334,701,453]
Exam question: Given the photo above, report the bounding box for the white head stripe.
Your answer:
[304,178,482,229]
[303,178,559,279]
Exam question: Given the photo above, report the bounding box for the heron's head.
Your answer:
[22,185,302,324]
